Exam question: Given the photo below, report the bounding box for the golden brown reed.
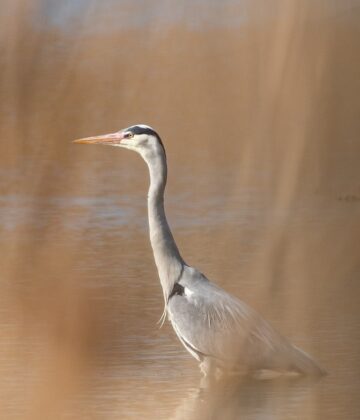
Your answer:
[0,1,360,419]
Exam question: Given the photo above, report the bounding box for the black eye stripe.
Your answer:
[129,126,157,137]
[127,125,166,158]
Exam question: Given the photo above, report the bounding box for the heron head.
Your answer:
[73,124,165,159]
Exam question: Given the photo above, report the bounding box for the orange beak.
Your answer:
[73,131,125,145]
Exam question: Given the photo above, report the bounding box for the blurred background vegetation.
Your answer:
[0,1,359,419]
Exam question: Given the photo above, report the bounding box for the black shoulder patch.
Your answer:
[169,283,184,299]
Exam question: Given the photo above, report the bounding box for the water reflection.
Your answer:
[1,0,360,419]
[172,376,321,420]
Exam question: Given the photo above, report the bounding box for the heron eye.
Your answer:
[124,132,134,139]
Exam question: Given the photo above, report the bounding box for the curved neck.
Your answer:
[143,149,184,303]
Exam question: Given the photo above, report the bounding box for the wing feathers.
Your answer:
[168,273,323,374]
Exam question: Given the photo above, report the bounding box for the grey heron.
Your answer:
[74,124,325,377]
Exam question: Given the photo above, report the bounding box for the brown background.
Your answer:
[0,1,359,419]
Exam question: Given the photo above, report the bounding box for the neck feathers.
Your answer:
[143,148,184,305]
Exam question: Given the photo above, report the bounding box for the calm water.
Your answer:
[1,165,359,419]
[1,1,360,419]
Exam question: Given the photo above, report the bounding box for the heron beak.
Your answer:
[73,131,125,145]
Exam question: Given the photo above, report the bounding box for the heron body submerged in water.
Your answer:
[74,124,325,378]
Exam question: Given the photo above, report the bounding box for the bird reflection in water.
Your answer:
[171,375,321,420]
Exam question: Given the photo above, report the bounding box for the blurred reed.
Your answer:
[0,0,359,419]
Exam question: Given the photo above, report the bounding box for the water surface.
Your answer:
[0,1,360,419]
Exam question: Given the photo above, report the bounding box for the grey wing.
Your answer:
[167,268,301,371]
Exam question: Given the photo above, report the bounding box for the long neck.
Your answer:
[144,149,184,303]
